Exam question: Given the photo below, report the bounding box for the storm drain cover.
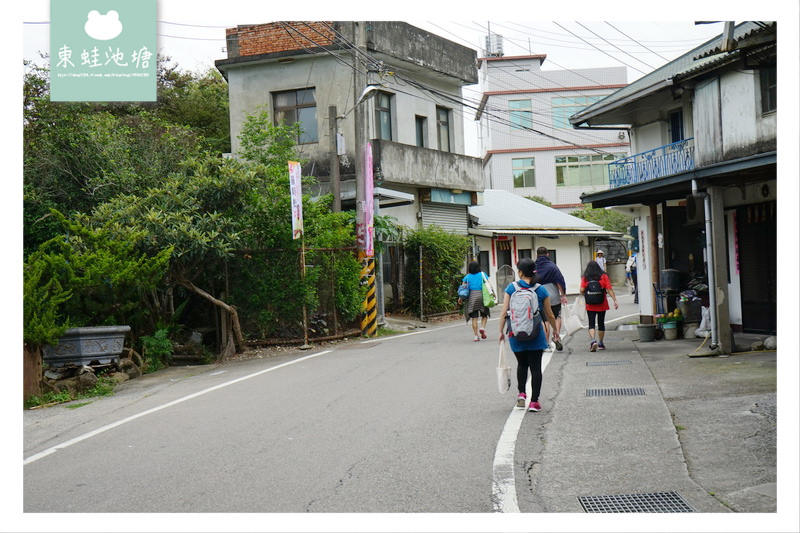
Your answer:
[578,491,695,513]
[586,360,632,366]
[585,387,645,397]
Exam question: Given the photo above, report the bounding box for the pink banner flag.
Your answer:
[363,143,374,257]
[288,161,303,239]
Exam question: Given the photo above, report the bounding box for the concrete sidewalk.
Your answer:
[517,327,777,514]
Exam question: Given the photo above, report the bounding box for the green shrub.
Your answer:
[140,329,174,372]
[403,226,470,316]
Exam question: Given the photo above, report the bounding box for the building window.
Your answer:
[274,88,318,144]
[669,109,684,143]
[518,249,532,260]
[760,66,776,113]
[437,106,451,152]
[555,153,624,187]
[552,95,604,129]
[509,99,532,130]
[512,157,535,188]
[376,92,393,141]
[415,116,428,147]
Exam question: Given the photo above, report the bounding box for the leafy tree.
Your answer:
[22,59,229,256]
[570,206,633,234]
[23,211,171,347]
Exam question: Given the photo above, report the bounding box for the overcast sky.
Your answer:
[23,4,738,76]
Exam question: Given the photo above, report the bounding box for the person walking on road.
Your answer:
[534,247,568,352]
[595,249,607,271]
[498,258,559,412]
[580,260,618,352]
[460,261,491,342]
[626,252,639,304]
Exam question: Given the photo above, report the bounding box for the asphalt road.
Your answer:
[24,319,526,513]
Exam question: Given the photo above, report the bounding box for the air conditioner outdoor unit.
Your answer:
[686,194,705,224]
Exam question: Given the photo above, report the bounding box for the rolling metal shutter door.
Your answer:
[420,203,469,235]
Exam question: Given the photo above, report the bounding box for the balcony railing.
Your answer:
[609,138,695,188]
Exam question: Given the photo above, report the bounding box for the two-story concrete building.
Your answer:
[572,21,777,354]
[215,21,483,234]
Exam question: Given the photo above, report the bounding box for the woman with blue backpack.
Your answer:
[580,260,618,352]
[498,257,559,412]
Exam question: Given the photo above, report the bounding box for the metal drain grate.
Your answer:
[586,360,632,366]
[578,491,695,513]
[585,387,645,397]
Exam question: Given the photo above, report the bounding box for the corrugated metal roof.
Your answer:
[468,190,603,231]
[694,21,776,59]
[570,22,774,125]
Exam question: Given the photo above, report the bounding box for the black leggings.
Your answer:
[587,310,607,331]
[514,349,543,401]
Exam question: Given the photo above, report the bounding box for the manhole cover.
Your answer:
[578,491,695,513]
[586,360,632,366]
[585,387,645,397]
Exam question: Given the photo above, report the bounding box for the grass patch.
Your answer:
[376,327,403,337]
[675,425,686,431]
[25,376,117,409]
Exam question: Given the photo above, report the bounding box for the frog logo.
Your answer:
[84,10,123,41]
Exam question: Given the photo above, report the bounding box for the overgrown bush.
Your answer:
[403,226,470,316]
[23,211,172,348]
[140,328,173,372]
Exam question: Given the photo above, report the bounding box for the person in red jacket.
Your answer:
[579,260,618,351]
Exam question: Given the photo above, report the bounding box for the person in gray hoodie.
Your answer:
[534,247,568,351]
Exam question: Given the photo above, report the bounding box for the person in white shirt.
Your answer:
[595,250,607,271]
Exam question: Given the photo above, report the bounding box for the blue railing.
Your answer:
[609,138,695,188]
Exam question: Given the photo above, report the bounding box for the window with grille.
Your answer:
[760,66,776,114]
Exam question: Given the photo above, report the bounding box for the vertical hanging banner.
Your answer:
[363,142,375,257]
[288,161,304,240]
[50,0,156,101]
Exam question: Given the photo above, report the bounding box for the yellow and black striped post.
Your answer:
[359,250,377,337]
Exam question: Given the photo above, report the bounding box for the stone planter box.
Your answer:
[43,326,131,367]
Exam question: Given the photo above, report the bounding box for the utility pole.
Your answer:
[352,21,377,337]
[328,105,341,212]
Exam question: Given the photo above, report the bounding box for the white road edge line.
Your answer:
[23,350,333,466]
[492,348,553,513]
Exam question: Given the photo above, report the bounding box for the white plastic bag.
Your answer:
[571,295,587,323]
[496,341,512,394]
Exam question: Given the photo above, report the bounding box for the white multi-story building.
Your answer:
[476,45,630,210]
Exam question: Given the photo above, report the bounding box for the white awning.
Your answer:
[469,228,622,238]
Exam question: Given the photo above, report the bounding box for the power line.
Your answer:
[552,22,648,76]
[288,22,620,155]
[603,22,671,62]
[574,22,658,71]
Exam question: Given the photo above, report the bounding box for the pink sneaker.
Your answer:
[516,393,527,408]
[479,328,487,339]
[528,401,542,412]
